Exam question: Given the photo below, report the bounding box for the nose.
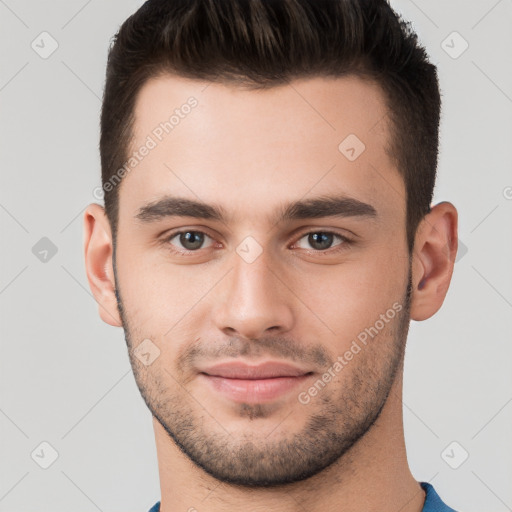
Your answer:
[212,247,295,340]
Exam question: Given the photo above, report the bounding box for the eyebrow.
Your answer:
[135,194,377,224]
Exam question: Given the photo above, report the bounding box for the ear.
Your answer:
[410,201,458,321]
[83,203,122,327]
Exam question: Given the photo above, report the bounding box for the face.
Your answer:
[113,75,412,485]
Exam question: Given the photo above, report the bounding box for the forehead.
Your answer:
[120,74,404,226]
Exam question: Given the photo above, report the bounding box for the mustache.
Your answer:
[176,335,332,371]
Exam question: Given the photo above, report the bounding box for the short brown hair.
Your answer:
[100,0,441,251]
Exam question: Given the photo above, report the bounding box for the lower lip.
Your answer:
[200,374,312,403]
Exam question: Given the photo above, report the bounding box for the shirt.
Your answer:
[147,481,457,511]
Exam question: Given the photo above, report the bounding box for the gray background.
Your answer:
[1,0,511,511]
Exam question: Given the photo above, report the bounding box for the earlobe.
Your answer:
[83,203,122,327]
[410,202,458,321]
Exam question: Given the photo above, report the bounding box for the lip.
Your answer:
[198,361,314,403]
[200,361,311,379]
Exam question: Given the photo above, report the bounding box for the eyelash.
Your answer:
[162,229,354,256]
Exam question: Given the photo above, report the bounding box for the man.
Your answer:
[84,0,459,510]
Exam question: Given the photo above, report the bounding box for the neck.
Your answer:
[153,371,425,512]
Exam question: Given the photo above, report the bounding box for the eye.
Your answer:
[294,231,348,251]
[167,230,215,252]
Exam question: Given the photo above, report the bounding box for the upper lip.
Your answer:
[199,361,312,379]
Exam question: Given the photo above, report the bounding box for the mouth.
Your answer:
[197,361,315,403]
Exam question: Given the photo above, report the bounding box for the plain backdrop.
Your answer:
[1,1,511,511]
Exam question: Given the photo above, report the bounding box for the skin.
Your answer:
[84,75,458,512]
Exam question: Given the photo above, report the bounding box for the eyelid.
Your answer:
[290,229,353,252]
[160,226,355,255]
[162,228,219,254]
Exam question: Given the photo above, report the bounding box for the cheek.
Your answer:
[292,252,408,345]
[115,245,222,338]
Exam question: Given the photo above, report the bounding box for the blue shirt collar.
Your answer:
[148,481,457,511]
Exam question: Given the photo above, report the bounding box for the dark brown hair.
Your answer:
[100,0,441,251]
